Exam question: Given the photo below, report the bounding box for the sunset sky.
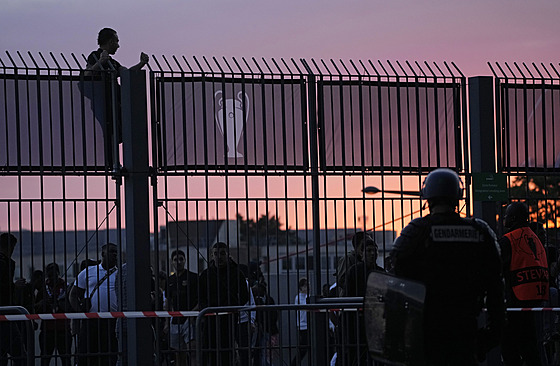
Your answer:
[2,0,559,77]
[1,0,559,234]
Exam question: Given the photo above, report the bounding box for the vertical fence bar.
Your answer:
[468,76,499,230]
[301,60,327,366]
[121,69,154,365]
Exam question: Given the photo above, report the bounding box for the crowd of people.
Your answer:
[0,238,282,366]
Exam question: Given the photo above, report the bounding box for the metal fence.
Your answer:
[0,51,559,365]
[149,56,466,295]
[489,61,560,244]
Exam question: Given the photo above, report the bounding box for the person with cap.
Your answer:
[499,202,549,366]
[391,168,505,365]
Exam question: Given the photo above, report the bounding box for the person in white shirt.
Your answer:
[69,243,119,366]
[291,278,309,366]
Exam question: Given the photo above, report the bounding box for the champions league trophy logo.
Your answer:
[214,90,249,158]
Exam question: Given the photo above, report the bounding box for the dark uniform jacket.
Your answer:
[198,260,249,309]
[167,270,199,324]
[392,212,505,363]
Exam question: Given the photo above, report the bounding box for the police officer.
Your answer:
[499,202,548,366]
[391,168,505,365]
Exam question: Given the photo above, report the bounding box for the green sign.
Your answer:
[472,173,508,202]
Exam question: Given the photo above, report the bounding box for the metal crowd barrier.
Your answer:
[0,306,34,366]
[195,301,363,366]
[0,302,559,365]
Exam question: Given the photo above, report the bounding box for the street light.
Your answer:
[362,186,421,197]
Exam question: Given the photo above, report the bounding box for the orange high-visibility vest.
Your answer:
[504,227,549,302]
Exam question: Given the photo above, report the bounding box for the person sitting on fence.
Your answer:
[86,28,149,76]
[83,28,149,168]
[69,243,119,366]
[35,263,72,366]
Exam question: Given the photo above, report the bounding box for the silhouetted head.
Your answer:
[97,28,119,54]
[171,249,186,272]
[211,242,229,268]
[298,278,308,293]
[0,233,17,257]
[46,263,60,282]
[101,243,118,269]
[352,231,375,253]
[421,168,463,212]
[504,202,529,230]
[361,240,379,268]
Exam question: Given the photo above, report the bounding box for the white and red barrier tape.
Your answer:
[0,311,198,322]
[0,308,353,321]
[1,307,560,322]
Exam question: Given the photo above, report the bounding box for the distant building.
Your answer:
[261,228,396,275]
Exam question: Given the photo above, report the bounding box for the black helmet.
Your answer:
[421,168,463,201]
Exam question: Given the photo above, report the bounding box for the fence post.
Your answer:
[468,76,503,366]
[304,65,328,366]
[120,69,154,365]
[468,76,499,231]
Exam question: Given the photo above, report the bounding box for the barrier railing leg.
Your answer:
[0,306,35,366]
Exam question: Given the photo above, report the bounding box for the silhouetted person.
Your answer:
[68,259,101,339]
[291,278,309,366]
[337,231,373,296]
[237,263,257,366]
[0,233,26,366]
[69,243,119,366]
[86,28,148,76]
[13,270,42,315]
[35,263,72,366]
[156,270,170,366]
[166,250,198,366]
[392,169,505,365]
[199,242,249,366]
[83,28,149,168]
[252,283,279,366]
[342,240,385,366]
[500,202,548,366]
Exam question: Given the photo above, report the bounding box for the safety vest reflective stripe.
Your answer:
[504,227,549,302]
